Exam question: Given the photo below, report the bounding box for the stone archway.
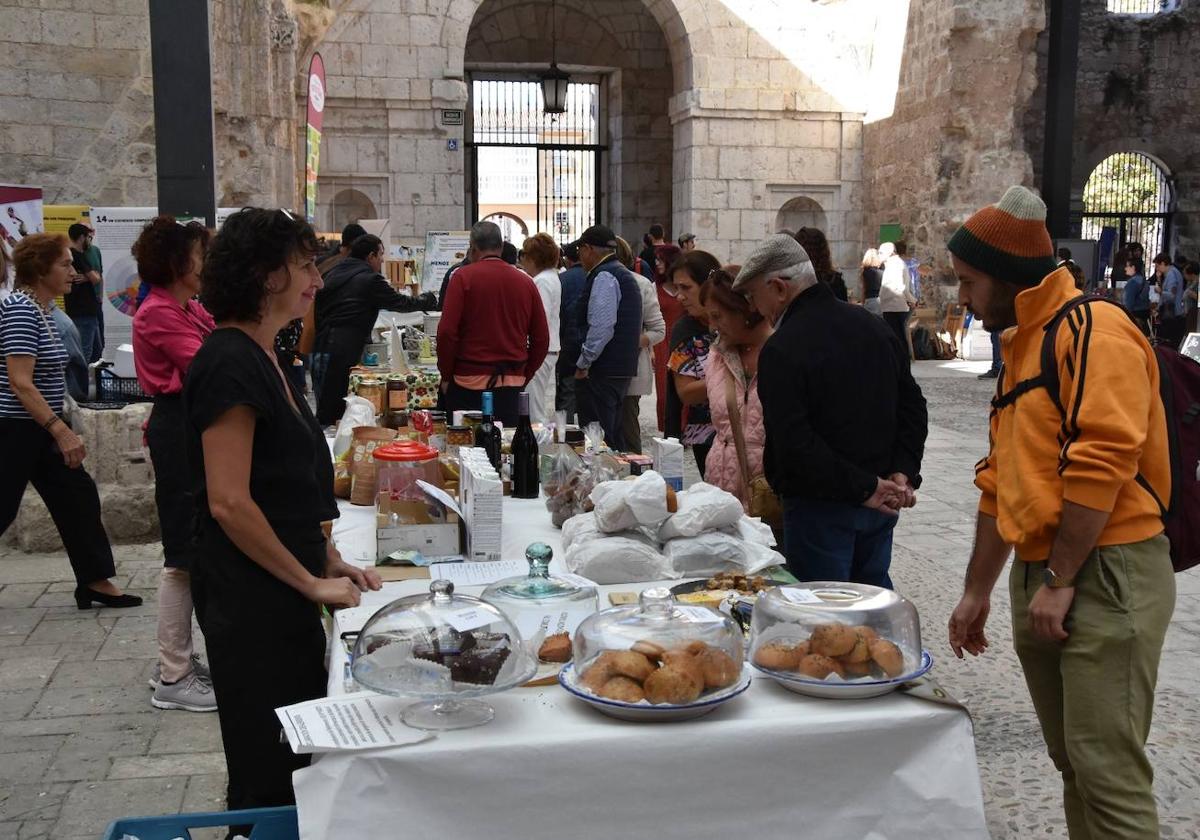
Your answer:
[775,196,828,235]
[462,0,679,241]
[330,188,377,231]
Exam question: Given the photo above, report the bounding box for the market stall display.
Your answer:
[350,580,537,730]
[750,582,933,699]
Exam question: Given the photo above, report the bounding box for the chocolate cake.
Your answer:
[413,631,511,685]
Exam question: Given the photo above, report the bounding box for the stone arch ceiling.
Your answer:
[447,0,698,90]
[465,0,670,75]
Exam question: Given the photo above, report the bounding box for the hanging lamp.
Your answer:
[540,0,570,114]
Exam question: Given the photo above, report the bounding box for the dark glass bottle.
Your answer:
[476,390,502,471]
[511,392,539,498]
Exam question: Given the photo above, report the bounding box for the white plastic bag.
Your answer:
[562,511,658,552]
[564,535,676,584]
[731,515,778,548]
[332,395,377,459]
[658,482,744,540]
[590,470,671,533]
[662,530,784,578]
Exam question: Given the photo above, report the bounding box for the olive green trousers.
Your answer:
[1010,535,1175,840]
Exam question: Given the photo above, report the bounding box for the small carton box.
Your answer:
[651,437,684,491]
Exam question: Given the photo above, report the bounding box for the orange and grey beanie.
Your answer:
[947,186,1057,287]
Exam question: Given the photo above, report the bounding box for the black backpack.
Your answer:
[992,295,1199,573]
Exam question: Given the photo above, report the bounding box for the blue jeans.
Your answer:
[72,315,103,364]
[782,497,897,588]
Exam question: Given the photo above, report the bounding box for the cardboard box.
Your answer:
[375,493,462,562]
[651,437,684,491]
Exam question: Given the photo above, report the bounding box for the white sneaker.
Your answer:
[148,654,210,689]
[151,670,218,712]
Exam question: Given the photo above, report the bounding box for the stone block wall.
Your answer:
[5,404,159,554]
[0,0,300,210]
[863,0,1046,280]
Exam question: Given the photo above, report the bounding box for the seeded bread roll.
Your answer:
[644,665,703,705]
[869,638,905,678]
[809,623,857,657]
[753,642,802,671]
[696,647,740,689]
[797,654,843,680]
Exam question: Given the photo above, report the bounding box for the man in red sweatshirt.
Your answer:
[437,220,549,426]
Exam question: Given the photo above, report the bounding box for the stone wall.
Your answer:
[863,0,1046,280]
[1025,0,1200,258]
[6,404,158,553]
[0,0,299,210]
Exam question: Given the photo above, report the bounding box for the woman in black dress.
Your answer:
[185,209,381,813]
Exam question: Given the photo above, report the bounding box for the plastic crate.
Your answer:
[101,806,298,840]
[94,367,152,403]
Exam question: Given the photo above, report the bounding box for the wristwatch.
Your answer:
[1042,567,1075,589]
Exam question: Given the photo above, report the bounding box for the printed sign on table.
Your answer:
[420,230,471,295]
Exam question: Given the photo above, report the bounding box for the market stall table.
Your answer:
[299,497,989,840]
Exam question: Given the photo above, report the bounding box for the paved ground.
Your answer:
[1,359,1198,839]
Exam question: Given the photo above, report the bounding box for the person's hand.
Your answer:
[862,477,905,515]
[888,472,917,508]
[439,381,450,394]
[1029,584,1074,642]
[948,593,990,658]
[415,292,438,311]
[326,556,383,593]
[639,334,651,349]
[52,424,86,469]
[306,576,362,608]
[574,367,589,380]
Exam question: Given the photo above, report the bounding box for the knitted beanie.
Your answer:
[946,186,1057,287]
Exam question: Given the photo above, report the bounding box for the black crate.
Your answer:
[94,368,151,403]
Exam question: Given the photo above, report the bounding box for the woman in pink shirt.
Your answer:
[132,217,217,714]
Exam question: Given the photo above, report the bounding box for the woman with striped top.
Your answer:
[0,233,140,609]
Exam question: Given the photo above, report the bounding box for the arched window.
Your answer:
[330,189,377,231]
[775,197,827,236]
[1081,151,1172,259]
[1106,0,1178,14]
[481,212,529,244]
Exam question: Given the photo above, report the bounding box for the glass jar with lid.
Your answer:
[481,543,599,662]
[749,582,930,699]
[350,580,537,729]
[559,588,750,720]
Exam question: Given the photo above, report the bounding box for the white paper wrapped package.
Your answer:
[561,511,658,552]
[663,529,784,578]
[564,535,677,584]
[589,470,672,533]
[658,482,744,541]
[332,395,377,458]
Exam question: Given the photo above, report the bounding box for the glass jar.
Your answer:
[481,543,599,661]
[567,588,745,706]
[373,440,443,519]
[351,580,537,729]
[355,376,385,416]
[749,582,924,685]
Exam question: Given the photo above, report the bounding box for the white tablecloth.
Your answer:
[299,497,989,840]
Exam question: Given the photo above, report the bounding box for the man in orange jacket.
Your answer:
[946,186,1175,840]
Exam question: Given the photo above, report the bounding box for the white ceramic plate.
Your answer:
[559,662,753,722]
[754,650,934,700]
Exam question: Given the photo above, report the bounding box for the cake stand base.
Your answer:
[401,697,495,730]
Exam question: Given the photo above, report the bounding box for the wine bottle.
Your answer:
[476,391,502,472]
[511,392,540,498]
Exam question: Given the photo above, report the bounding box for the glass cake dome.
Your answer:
[749,582,929,698]
[351,580,537,730]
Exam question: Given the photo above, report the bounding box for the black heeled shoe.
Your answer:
[75,586,143,610]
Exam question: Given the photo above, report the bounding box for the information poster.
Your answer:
[0,184,44,293]
[43,204,89,236]
[304,52,326,223]
[90,206,157,352]
[420,230,470,294]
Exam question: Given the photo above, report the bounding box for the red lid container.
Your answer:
[372,440,440,462]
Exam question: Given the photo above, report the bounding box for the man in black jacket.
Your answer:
[733,234,928,587]
[312,234,436,425]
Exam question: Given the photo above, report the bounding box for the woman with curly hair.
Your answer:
[0,234,140,609]
[131,216,217,713]
[184,208,381,813]
[794,227,848,302]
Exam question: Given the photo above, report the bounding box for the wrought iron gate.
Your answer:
[1080,151,1173,258]
[467,77,603,245]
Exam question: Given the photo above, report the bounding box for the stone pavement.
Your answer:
[1,360,1198,839]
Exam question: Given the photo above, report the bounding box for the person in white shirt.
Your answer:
[520,233,562,424]
[615,236,666,453]
[878,241,916,350]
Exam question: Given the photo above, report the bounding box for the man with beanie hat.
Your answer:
[734,234,927,587]
[947,185,1174,840]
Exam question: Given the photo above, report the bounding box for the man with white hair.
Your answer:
[732,234,928,587]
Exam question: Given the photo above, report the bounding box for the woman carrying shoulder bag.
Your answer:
[699,266,782,540]
[0,234,141,609]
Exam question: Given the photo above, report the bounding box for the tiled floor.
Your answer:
[0,360,1197,839]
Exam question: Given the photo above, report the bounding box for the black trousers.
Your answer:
[443,380,522,427]
[883,311,910,352]
[555,372,577,423]
[577,375,630,451]
[145,396,198,569]
[194,529,328,814]
[314,330,365,427]
[0,417,115,585]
